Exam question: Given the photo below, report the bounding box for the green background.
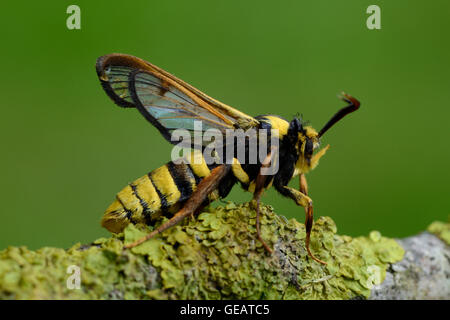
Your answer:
[1,1,449,250]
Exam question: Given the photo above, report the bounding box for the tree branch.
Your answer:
[0,203,448,299]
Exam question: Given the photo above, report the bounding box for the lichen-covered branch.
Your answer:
[0,203,448,299]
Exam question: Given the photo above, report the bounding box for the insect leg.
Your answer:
[280,186,327,265]
[298,174,326,263]
[191,201,210,221]
[299,173,309,195]
[124,164,231,249]
[252,148,277,254]
[299,173,312,244]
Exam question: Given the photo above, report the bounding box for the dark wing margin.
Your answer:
[128,69,172,142]
[96,54,153,108]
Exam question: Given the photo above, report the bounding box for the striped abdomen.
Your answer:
[102,153,220,233]
[102,115,289,233]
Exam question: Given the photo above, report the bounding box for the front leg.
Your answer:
[279,185,327,265]
[299,173,309,229]
[299,173,308,196]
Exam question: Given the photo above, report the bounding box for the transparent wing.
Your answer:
[97,64,136,108]
[131,70,234,135]
[96,54,259,146]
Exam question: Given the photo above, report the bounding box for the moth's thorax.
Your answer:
[257,115,290,138]
[255,116,327,177]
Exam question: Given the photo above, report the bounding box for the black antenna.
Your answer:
[318,93,360,137]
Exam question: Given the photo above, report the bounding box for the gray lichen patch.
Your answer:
[370,232,450,300]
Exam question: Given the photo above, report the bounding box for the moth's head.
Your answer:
[289,93,361,175]
[288,118,328,174]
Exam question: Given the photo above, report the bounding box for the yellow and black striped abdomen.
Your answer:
[102,152,217,233]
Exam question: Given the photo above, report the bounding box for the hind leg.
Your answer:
[124,165,230,249]
[251,147,278,253]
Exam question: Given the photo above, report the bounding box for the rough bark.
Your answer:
[370,231,450,300]
[0,203,448,300]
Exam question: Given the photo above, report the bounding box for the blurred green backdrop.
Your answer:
[0,1,449,250]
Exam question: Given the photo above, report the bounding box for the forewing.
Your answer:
[96,54,259,145]
[131,70,238,143]
[96,55,142,108]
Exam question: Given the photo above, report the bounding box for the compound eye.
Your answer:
[305,138,313,157]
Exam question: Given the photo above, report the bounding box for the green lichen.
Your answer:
[0,202,404,300]
[427,219,450,245]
